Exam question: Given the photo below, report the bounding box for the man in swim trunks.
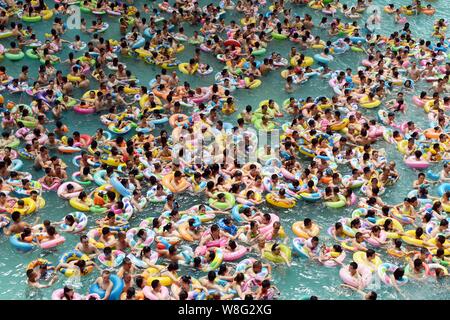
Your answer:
[4,211,36,236]
[26,268,58,288]
[93,270,114,300]
[75,235,100,259]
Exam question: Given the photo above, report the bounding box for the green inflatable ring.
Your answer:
[251,48,267,56]
[90,205,107,214]
[188,36,204,45]
[262,244,292,264]
[126,17,135,26]
[5,51,25,61]
[25,48,39,59]
[7,139,20,149]
[77,57,96,65]
[252,118,275,131]
[22,15,42,23]
[92,10,106,15]
[208,192,236,210]
[17,117,38,128]
[72,172,92,186]
[432,257,449,267]
[324,194,347,208]
[351,46,364,53]
[271,32,288,40]
[57,96,78,107]
[80,6,91,13]
[39,57,58,65]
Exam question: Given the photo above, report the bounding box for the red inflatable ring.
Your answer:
[224,39,241,47]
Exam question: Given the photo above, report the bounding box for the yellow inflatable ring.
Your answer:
[41,9,53,20]
[139,94,163,109]
[290,56,314,67]
[401,229,427,247]
[12,197,36,215]
[376,218,403,239]
[352,251,383,272]
[244,77,262,89]
[161,173,190,193]
[292,221,320,238]
[67,74,82,83]
[69,197,93,212]
[359,96,381,109]
[266,193,296,208]
[178,62,198,75]
[143,267,173,286]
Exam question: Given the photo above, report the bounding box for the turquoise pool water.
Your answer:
[0,0,449,300]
